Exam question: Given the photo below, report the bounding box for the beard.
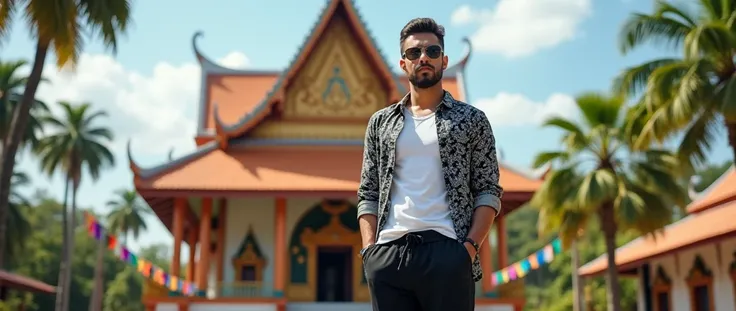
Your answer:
[408,66,443,89]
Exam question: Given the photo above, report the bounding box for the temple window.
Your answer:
[232,226,267,283]
[651,266,672,311]
[685,255,714,311]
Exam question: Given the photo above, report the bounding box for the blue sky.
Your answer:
[1,0,732,255]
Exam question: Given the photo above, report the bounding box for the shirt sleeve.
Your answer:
[470,110,504,215]
[357,113,380,218]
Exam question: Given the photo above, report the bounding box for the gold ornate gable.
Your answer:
[232,225,267,282]
[283,14,388,119]
[249,13,390,141]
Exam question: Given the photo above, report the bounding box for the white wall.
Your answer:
[222,198,323,286]
[639,236,736,311]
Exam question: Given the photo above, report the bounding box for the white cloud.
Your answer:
[474,92,578,126]
[218,51,250,69]
[31,51,248,157]
[450,0,592,58]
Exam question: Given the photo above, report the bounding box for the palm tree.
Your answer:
[0,0,132,277]
[88,189,149,311]
[35,101,115,311]
[614,0,736,166]
[530,92,688,311]
[106,189,150,245]
[0,59,49,154]
[534,198,587,311]
[7,170,32,261]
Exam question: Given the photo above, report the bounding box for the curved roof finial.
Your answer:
[458,36,473,68]
[127,140,142,175]
[192,31,212,64]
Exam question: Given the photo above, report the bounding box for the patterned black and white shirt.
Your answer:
[357,90,503,282]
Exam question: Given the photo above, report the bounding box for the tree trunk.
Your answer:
[54,179,70,311]
[0,39,49,271]
[90,230,105,311]
[726,121,736,165]
[571,239,585,311]
[61,181,79,311]
[599,204,622,311]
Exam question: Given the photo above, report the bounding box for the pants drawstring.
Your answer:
[396,233,423,270]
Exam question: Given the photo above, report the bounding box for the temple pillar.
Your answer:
[186,228,197,282]
[273,197,287,297]
[216,199,227,282]
[497,216,508,268]
[171,198,186,277]
[196,198,213,290]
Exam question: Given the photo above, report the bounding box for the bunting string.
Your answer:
[491,238,562,287]
[83,211,199,296]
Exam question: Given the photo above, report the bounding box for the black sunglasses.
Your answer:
[402,45,443,61]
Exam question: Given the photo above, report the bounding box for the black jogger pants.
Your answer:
[362,230,475,311]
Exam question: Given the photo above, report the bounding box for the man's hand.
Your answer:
[463,241,477,260]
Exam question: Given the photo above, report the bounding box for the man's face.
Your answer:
[399,33,448,89]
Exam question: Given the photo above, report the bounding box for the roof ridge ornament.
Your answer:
[127,140,142,176]
[458,37,472,67]
[192,31,207,63]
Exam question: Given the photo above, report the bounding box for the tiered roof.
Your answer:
[128,0,543,232]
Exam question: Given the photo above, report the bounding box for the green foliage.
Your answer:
[507,208,641,311]
[103,267,144,311]
[504,161,727,311]
[615,0,736,166]
[692,161,732,192]
[3,192,167,310]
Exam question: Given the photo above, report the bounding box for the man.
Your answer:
[357,17,504,311]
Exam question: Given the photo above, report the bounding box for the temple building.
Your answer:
[128,0,543,310]
[579,166,736,311]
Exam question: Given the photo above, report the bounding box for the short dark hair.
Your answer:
[399,18,445,54]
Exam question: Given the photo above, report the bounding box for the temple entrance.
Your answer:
[287,200,369,302]
[316,246,353,302]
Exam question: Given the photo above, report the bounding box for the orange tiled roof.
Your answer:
[135,147,363,194]
[203,73,279,130]
[577,199,736,277]
[687,165,736,214]
[133,145,542,195]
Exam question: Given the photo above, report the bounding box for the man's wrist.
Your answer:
[463,237,480,253]
[359,243,375,257]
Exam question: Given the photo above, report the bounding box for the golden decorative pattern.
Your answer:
[249,120,368,140]
[285,200,369,302]
[283,15,388,120]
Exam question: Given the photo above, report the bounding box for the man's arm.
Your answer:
[465,111,504,252]
[357,114,380,249]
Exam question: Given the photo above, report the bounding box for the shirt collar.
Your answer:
[392,90,456,113]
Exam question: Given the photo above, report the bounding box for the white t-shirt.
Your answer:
[376,107,456,244]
